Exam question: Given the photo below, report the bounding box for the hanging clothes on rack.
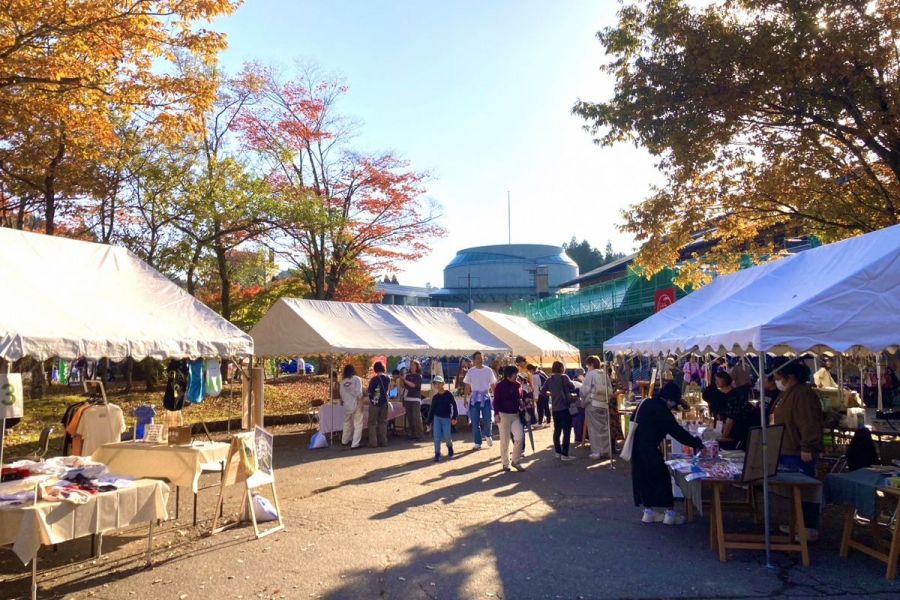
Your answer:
[163,359,189,411]
[187,359,205,404]
[62,401,90,455]
[205,358,222,398]
[75,403,126,456]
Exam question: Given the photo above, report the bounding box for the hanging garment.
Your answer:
[133,404,156,440]
[187,359,205,404]
[75,403,126,456]
[59,359,69,386]
[163,359,189,411]
[205,359,223,398]
[60,401,88,455]
[64,403,92,456]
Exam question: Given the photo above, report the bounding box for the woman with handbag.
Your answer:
[541,360,577,461]
[630,383,703,525]
[581,355,613,460]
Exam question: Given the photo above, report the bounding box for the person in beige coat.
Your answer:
[581,355,614,459]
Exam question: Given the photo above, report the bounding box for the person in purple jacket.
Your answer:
[493,365,526,472]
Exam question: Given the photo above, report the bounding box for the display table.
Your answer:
[706,473,821,566]
[827,469,900,580]
[0,478,168,599]
[318,401,406,434]
[92,441,230,493]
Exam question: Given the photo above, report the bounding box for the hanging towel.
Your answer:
[205,359,223,397]
[187,359,205,404]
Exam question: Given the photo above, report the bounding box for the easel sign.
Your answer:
[1,374,24,468]
[211,427,284,538]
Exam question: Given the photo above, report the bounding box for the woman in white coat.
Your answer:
[339,364,365,449]
[581,355,614,459]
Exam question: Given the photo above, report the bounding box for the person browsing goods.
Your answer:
[463,351,497,450]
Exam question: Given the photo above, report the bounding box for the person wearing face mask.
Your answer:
[772,360,824,542]
[631,381,704,526]
[703,371,752,450]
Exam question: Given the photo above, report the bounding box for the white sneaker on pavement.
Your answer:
[486,436,493,447]
[642,510,665,524]
[561,455,576,462]
[663,512,686,526]
[589,453,601,460]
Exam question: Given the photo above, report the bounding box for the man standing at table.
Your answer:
[464,351,497,450]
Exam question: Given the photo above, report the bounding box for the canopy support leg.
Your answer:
[876,354,884,412]
[758,352,773,569]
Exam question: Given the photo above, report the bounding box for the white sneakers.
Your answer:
[561,455,576,462]
[663,512,686,526]
[589,453,601,460]
[473,444,481,450]
[486,436,493,447]
[642,510,665,523]
[642,510,685,525]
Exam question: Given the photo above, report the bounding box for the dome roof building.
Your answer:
[431,244,578,311]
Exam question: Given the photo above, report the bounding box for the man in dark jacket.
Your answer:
[631,383,703,525]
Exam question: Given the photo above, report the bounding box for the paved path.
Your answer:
[2,425,899,599]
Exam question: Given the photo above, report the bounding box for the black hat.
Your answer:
[656,381,688,409]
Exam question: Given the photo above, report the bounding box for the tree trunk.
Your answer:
[123,357,134,393]
[142,358,161,392]
[43,142,65,235]
[30,360,45,399]
[215,239,231,320]
[186,242,204,296]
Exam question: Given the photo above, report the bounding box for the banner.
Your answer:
[0,374,24,419]
[654,288,676,312]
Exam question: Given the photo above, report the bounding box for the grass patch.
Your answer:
[2,375,329,460]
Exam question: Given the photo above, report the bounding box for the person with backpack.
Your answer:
[531,365,550,426]
[368,362,391,448]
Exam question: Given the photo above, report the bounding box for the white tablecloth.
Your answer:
[318,402,406,434]
[91,441,230,493]
[0,478,169,564]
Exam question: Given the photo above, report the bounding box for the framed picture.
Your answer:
[741,425,785,483]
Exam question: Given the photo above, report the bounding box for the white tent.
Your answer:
[250,298,510,357]
[0,228,253,360]
[604,223,900,357]
[469,309,581,368]
[604,223,900,567]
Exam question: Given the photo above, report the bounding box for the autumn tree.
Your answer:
[574,0,900,285]
[238,64,444,300]
[0,0,239,234]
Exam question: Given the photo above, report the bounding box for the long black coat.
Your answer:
[631,397,703,508]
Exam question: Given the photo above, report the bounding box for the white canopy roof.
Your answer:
[250,298,510,357]
[468,309,581,368]
[0,228,253,361]
[604,224,900,357]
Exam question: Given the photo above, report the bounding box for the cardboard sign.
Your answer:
[0,374,23,419]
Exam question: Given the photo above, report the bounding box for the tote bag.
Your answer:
[620,407,639,462]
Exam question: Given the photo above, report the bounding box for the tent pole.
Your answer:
[836,355,844,419]
[876,353,883,412]
[758,352,773,569]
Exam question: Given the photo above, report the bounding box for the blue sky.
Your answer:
[216,0,662,286]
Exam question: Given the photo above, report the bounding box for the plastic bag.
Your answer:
[308,431,329,449]
[242,493,278,523]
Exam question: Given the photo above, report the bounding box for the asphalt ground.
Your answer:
[2,424,899,600]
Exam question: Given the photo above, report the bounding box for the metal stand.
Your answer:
[1,416,6,470]
[757,353,773,569]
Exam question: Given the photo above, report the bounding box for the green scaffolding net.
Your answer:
[512,268,684,354]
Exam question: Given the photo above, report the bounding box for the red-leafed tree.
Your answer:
[236,64,444,301]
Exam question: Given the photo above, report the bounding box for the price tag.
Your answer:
[0,374,23,419]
